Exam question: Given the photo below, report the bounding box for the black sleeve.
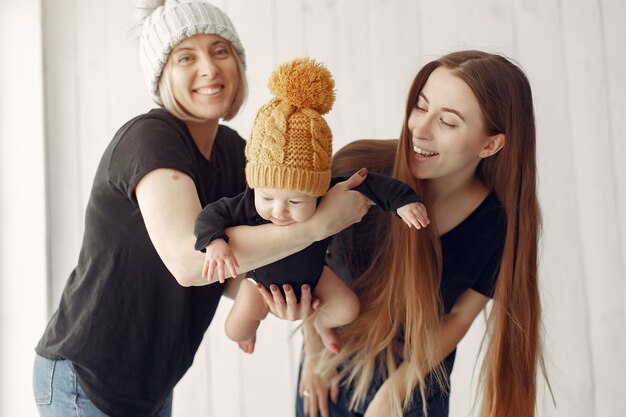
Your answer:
[333,172,422,212]
[469,194,506,298]
[108,117,195,204]
[194,188,255,251]
[471,243,503,298]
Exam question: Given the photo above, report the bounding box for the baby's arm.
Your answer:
[397,202,430,229]
[203,239,239,283]
[346,171,429,229]
[346,172,420,211]
[195,189,255,282]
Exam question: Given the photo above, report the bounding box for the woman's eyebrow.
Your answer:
[172,46,193,53]
[173,40,228,53]
[442,107,465,122]
[419,92,465,121]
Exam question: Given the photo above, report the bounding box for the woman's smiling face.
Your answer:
[407,66,495,186]
[168,34,240,121]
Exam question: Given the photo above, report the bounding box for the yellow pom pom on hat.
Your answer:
[245,57,335,196]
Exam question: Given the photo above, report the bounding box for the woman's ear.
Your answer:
[479,133,505,158]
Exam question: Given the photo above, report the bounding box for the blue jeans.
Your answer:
[33,354,173,417]
[294,362,449,417]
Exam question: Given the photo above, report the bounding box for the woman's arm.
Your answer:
[364,289,489,417]
[136,167,371,287]
[226,168,372,273]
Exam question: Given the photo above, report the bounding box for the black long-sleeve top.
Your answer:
[194,172,421,299]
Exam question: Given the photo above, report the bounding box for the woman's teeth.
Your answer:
[196,86,222,95]
[413,146,438,156]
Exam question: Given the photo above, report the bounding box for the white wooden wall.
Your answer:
[2,0,625,416]
[0,1,48,417]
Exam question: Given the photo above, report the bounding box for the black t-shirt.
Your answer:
[36,109,246,417]
[327,191,505,311]
[326,186,506,412]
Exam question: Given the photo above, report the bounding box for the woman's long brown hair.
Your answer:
[317,51,547,417]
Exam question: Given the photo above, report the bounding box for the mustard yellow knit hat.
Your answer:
[245,57,335,196]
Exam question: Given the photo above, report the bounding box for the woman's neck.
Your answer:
[185,119,219,160]
[427,174,489,235]
[428,172,485,203]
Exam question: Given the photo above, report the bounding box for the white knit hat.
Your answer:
[139,0,246,103]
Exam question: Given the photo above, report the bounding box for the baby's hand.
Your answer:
[202,239,239,283]
[396,202,430,230]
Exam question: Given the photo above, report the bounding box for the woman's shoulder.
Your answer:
[108,109,186,148]
[472,191,506,228]
[127,108,185,132]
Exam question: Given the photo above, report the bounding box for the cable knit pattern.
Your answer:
[245,58,335,196]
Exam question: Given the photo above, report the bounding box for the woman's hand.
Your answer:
[310,168,373,240]
[299,355,340,417]
[257,283,320,321]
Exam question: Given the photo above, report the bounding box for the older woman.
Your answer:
[32,2,370,416]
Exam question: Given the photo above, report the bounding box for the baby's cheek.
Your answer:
[303,204,317,221]
[256,206,271,221]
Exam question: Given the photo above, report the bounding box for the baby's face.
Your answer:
[254,187,317,226]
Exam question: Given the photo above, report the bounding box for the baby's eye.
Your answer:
[289,200,301,205]
[262,196,273,201]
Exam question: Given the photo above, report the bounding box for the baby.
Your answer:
[194,58,429,354]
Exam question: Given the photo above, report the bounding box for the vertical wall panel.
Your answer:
[107,1,154,135]
[333,0,375,146]
[561,0,626,416]
[43,0,85,309]
[224,0,276,139]
[515,1,593,415]
[299,0,344,150]
[418,0,474,57]
[274,0,307,63]
[367,0,421,140]
[464,0,516,55]
[0,1,47,416]
[601,0,626,305]
[75,0,111,208]
[172,337,212,416]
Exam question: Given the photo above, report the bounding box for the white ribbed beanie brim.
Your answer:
[139,0,246,104]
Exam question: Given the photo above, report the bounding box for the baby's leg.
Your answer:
[225,279,269,354]
[313,266,360,353]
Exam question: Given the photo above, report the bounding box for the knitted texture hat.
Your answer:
[245,58,335,196]
[139,0,246,104]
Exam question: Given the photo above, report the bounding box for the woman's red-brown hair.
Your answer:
[318,51,546,417]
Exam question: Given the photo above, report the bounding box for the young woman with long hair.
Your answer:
[290,50,548,417]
